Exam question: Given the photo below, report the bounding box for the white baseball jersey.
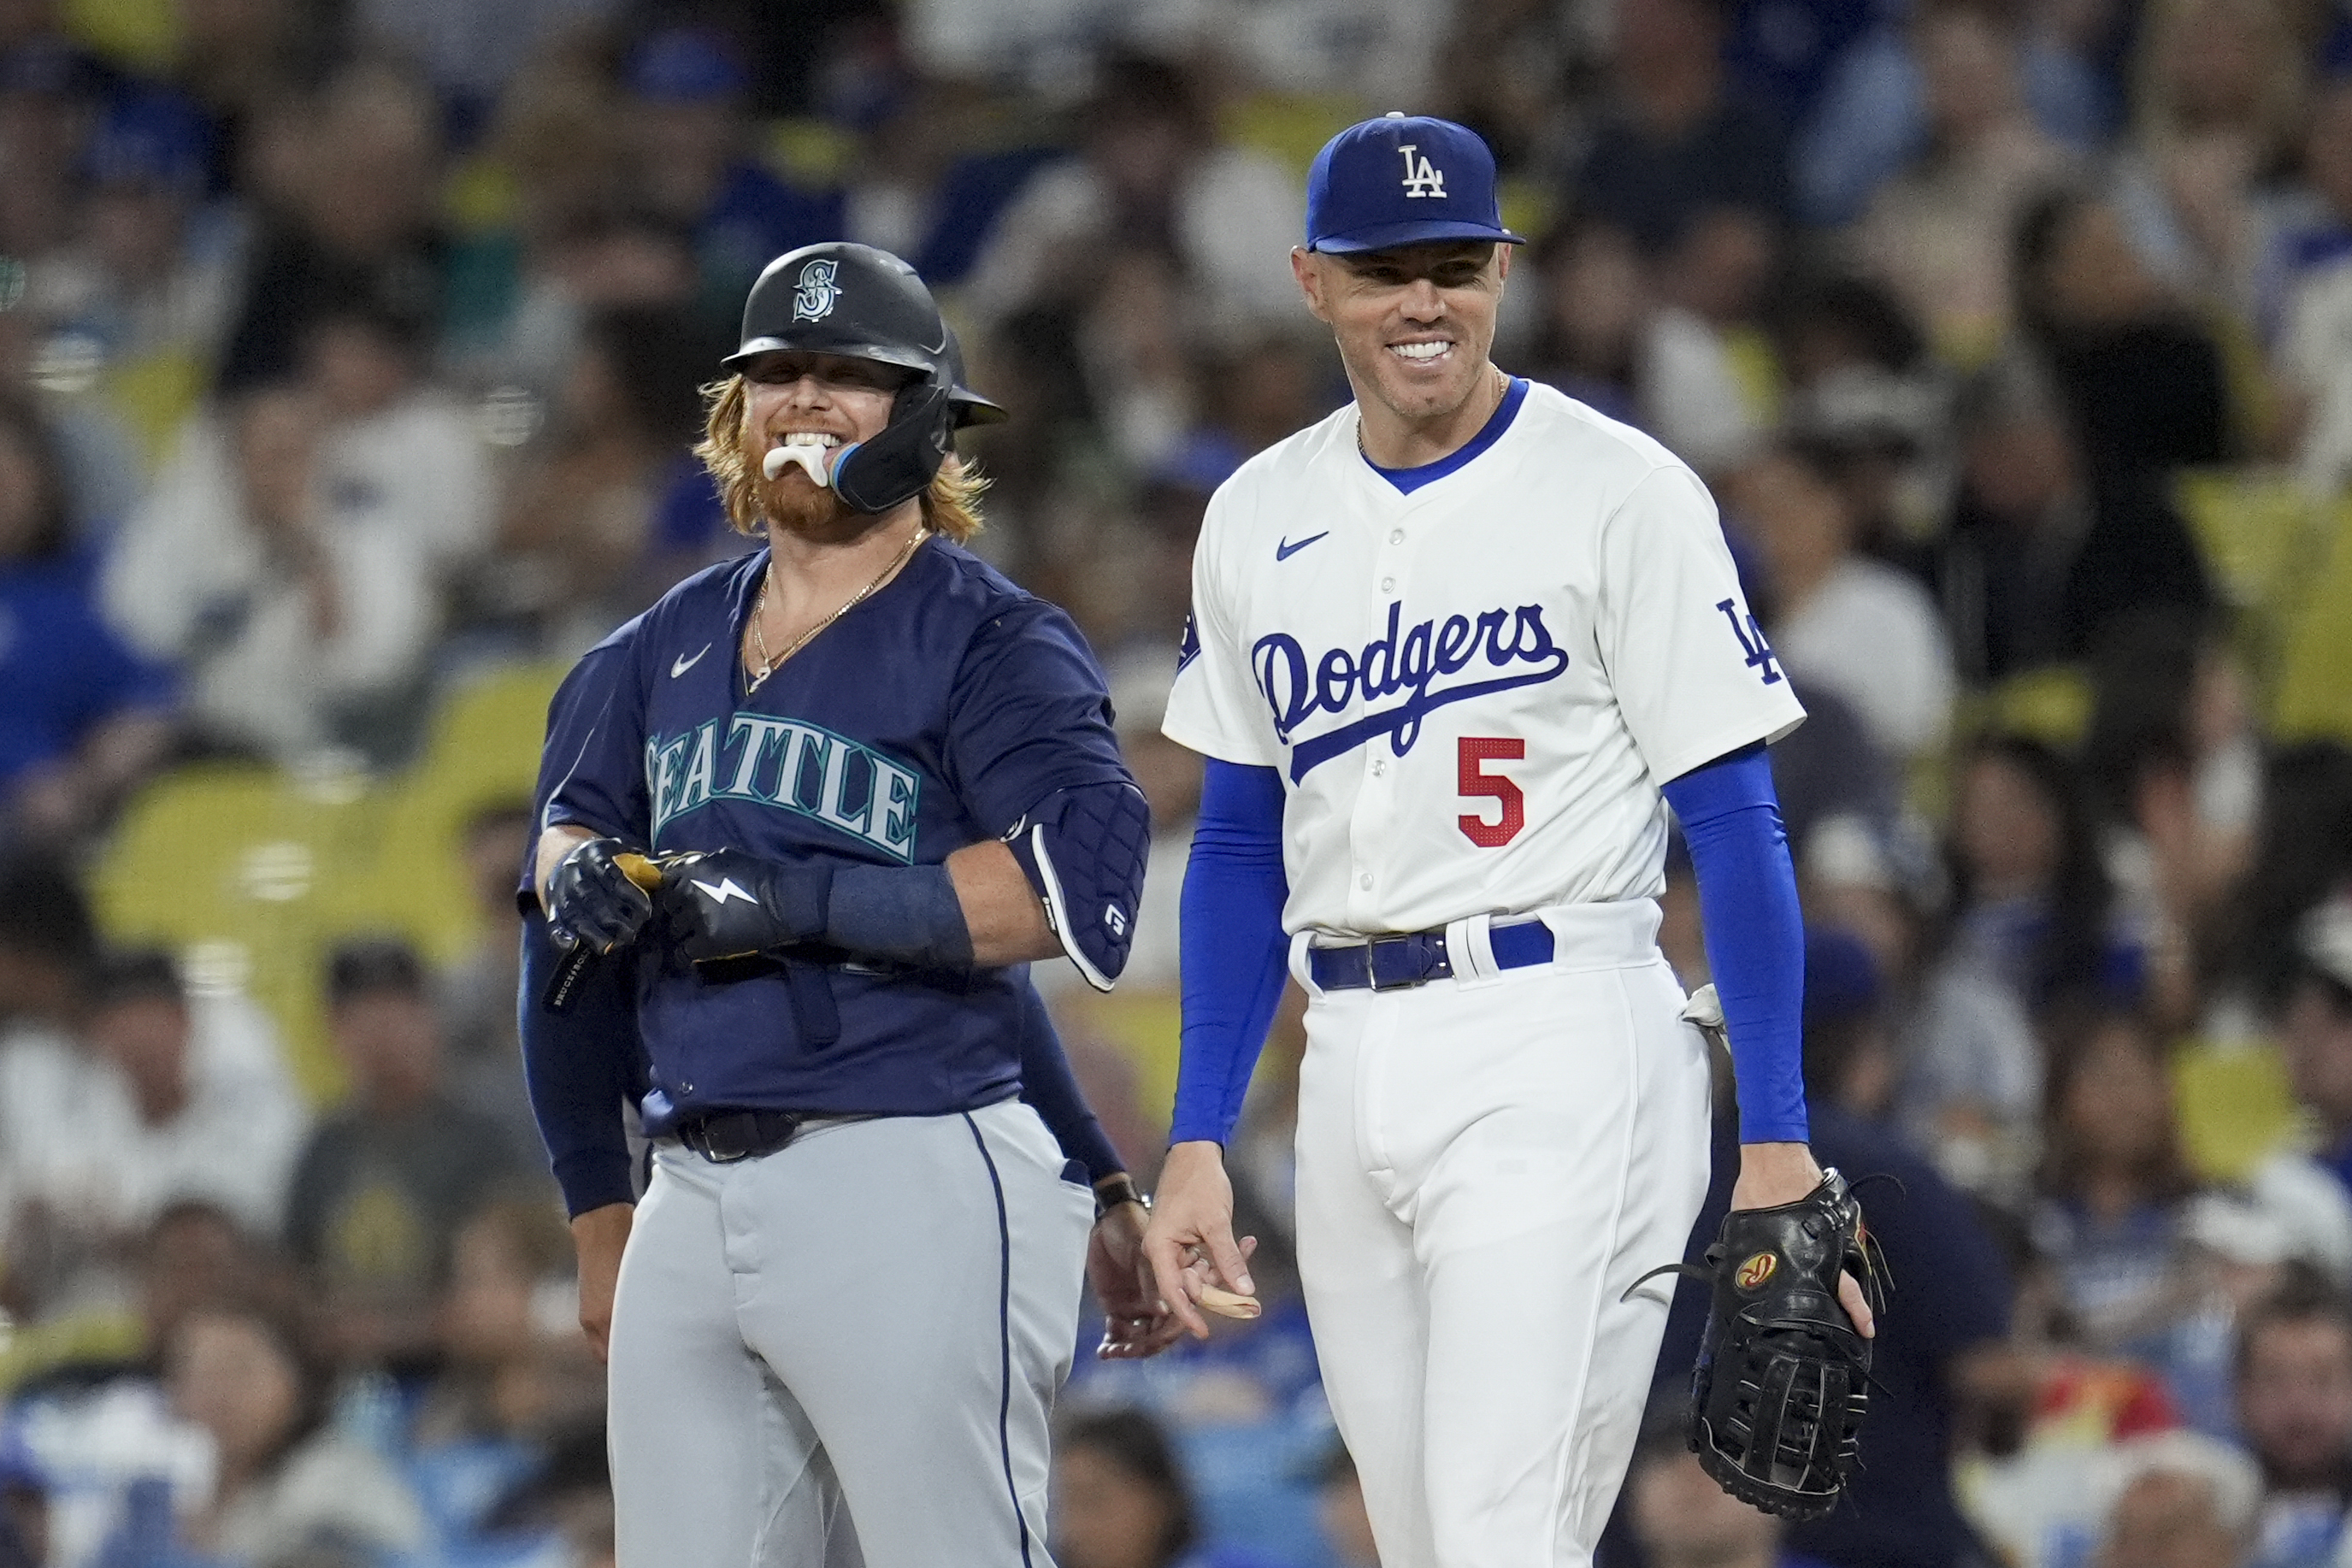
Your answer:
[1162,379,1807,937]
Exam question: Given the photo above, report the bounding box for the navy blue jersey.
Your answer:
[526,538,1131,1124]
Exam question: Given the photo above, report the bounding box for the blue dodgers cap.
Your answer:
[1305,112,1525,255]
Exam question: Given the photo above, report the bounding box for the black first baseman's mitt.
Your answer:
[1643,1169,1884,1520]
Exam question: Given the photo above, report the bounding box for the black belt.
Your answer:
[1308,920,1554,992]
[675,1109,807,1164]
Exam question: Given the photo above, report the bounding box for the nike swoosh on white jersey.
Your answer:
[692,876,757,906]
[672,644,712,678]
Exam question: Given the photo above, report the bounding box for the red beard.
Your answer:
[749,440,857,539]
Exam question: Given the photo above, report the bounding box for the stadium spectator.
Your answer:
[0,397,174,846]
[2231,1267,2352,1568]
[1729,436,1955,769]
[1848,0,2075,363]
[2219,748,2352,1019]
[215,62,446,397]
[1783,927,2020,1568]
[1903,736,2127,1191]
[283,938,528,1367]
[1052,1405,1274,1568]
[162,1293,428,1564]
[2032,1005,2235,1430]
[2108,0,2310,316]
[103,383,438,764]
[2092,1431,2262,1568]
[1636,206,1779,475]
[75,949,306,1237]
[1793,0,2117,229]
[30,88,249,472]
[964,54,1301,347]
[2270,79,2352,492]
[1934,356,2213,682]
[2284,896,2352,1202]
[1521,215,1647,427]
[619,27,841,307]
[0,853,115,1320]
[484,301,734,650]
[1572,0,1790,259]
[436,801,543,1159]
[0,38,103,268]
[300,291,495,578]
[2014,186,2234,492]
[410,1198,594,1450]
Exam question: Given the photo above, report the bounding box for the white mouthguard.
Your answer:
[763,442,834,487]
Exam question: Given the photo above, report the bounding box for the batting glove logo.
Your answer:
[693,876,759,907]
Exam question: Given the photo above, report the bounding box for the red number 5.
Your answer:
[1458,736,1525,846]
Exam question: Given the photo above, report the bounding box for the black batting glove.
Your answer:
[545,837,655,954]
[653,848,834,963]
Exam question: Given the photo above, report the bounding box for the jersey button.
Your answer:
[1379,577,1394,593]
[1372,758,1387,775]
[1388,528,1405,545]
[1359,872,1373,889]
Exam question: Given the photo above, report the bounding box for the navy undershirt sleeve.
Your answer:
[1014,980,1124,1182]
[1660,743,1809,1144]
[1170,759,1291,1146]
[518,918,643,1216]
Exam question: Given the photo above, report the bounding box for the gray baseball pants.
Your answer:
[607,1098,1095,1568]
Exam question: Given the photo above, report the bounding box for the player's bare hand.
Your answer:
[1142,1141,1258,1340]
[1089,1200,1185,1359]
[546,838,656,954]
[1731,1141,1875,1339]
[570,1202,634,1362]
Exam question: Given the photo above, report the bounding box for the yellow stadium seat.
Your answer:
[2273,504,2352,745]
[363,661,566,966]
[89,663,569,1100]
[1976,664,2096,751]
[2172,467,2328,621]
[2172,1040,2302,1183]
[91,762,392,1100]
[1220,93,1369,180]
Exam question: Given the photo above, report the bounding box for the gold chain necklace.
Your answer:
[747,525,927,693]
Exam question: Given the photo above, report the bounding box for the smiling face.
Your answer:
[1294,240,1509,433]
[735,350,910,535]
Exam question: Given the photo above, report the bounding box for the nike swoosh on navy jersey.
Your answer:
[1275,532,1329,561]
[671,644,711,678]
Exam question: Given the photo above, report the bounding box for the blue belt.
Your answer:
[1308,921,1554,992]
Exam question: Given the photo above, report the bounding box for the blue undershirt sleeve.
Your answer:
[518,917,643,1216]
[1015,980,1125,1182]
[1170,758,1291,1147]
[1659,744,1810,1145]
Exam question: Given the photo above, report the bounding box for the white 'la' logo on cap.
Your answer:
[1398,144,1446,199]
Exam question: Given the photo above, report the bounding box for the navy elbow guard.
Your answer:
[1007,781,1151,992]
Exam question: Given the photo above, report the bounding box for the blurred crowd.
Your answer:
[4,0,2352,1565]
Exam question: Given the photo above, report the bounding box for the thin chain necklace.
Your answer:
[746,524,927,693]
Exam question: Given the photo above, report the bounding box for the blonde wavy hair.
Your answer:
[694,374,988,544]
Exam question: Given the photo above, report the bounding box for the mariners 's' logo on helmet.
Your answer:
[1736,1252,1778,1291]
[793,259,840,322]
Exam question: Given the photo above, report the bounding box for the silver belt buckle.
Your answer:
[1363,934,1424,993]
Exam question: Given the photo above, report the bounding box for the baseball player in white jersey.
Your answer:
[1141,115,1875,1567]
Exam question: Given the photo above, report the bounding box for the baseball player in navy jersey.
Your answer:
[516,241,1180,1568]
[1141,116,1877,1567]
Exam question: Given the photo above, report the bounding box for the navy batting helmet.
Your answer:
[724,243,1002,513]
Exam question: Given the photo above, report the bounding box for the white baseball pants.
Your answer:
[1289,900,1713,1568]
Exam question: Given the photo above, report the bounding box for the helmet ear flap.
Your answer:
[833,375,956,514]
